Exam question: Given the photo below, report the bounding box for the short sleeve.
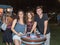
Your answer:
[44,14,48,21]
[34,15,38,21]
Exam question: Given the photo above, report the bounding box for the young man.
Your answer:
[34,6,50,45]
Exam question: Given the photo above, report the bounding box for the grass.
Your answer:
[0,31,5,45]
[50,24,60,45]
[0,24,60,45]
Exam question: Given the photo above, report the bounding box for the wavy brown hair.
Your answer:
[25,11,34,24]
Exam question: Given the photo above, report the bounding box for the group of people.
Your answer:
[2,6,50,45]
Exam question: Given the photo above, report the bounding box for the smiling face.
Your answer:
[36,8,43,16]
[27,12,32,19]
[18,11,24,18]
[26,11,34,23]
[36,6,43,16]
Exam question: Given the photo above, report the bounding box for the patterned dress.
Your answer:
[3,24,12,43]
[27,21,33,32]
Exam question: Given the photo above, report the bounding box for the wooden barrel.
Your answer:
[21,34,46,45]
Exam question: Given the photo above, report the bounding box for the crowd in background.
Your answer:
[0,6,51,45]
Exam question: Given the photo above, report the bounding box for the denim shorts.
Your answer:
[12,32,23,41]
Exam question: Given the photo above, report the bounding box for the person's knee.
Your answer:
[13,39,20,45]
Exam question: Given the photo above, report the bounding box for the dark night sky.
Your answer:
[0,0,60,12]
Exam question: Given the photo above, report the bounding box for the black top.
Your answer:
[34,13,50,34]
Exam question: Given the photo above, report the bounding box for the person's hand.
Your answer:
[36,31,40,34]
[44,34,46,38]
[23,33,26,35]
[17,33,23,36]
[22,33,25,36]
[17,33,21,36]
[27,32,32,34]
[44,34,47,40]
[20,32,24,36]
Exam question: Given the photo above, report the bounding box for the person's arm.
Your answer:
[34,28,37,34]
[30,22,37,33]
[11,19,19,35]
[30,15,37,33]
[44,20,48,35]
[24,25,27,34]
[44,14,48,35]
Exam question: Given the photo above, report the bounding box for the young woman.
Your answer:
[11,10,27,45]
[26,11,36,34]
[2,15,13,45]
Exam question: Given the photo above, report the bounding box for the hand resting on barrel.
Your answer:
[27,32,32,34]
[17,32,25,36]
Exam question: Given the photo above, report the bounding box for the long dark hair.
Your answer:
[17,10,25,23]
